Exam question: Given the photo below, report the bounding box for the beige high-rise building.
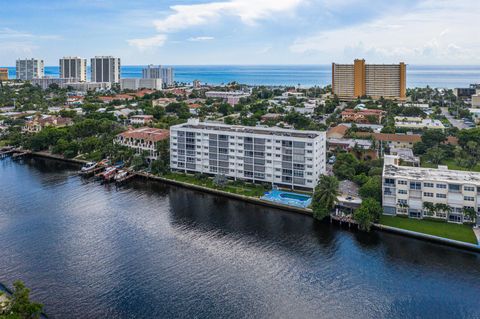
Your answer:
[60,57,87,82]
[332,59,406,101]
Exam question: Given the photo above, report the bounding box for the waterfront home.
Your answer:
[22,115,72,133]
[341,109,385,124]
[170,119,326,190]
[152,98,177,107]
[382,155,480,225]
[116,127,169,161]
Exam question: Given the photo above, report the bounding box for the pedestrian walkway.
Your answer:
[473,228,480,245]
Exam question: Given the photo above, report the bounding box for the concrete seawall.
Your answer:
[373,223,480,252]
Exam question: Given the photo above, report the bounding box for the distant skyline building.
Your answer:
[142,65,174,87]
[60,57,87,82]
[16,58,44,80]
[91,56,121,83]
[332,59,406,101]
[0,68,8,81]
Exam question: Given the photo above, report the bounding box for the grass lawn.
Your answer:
[162,172,267,197]
[379,215,477,244]
[0,140,9,147]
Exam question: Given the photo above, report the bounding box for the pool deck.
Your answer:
[261,189,312,209]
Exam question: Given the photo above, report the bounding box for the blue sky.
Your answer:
[1,0,479,66]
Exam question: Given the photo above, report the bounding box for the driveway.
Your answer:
[440,107,470,130]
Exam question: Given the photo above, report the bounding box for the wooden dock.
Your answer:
[115,172,137,185]
[12,150,31,159]
[330,212,358,228]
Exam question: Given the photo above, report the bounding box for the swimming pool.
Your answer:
[261,189,312,208]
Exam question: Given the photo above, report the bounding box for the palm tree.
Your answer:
[312,175,340,220]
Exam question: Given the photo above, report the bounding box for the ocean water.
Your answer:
[0,157,480,318]
[2,65,480,88]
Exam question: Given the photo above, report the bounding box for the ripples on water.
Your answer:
[0,157,479,319]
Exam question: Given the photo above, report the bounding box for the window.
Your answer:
[397,199,408,205]
[410,182,421,190]
[423,192,433,197]
[436,193,447,198]
[449,184,461,192]
[423,182,434,188]
[464,196,475,201]
[436,184,446,189]
[464,186,475,192]
[398,189,407,194]
[397,180,407,185]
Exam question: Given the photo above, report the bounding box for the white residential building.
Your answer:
[63,82,111,92]
[382,155,480,224]
[60,57,87,82]
[120,78,162,91]
[142,65,174,87]
[130,115,154,125]
[394,116,445,130]
[170,119,326,190]
[16,58,44,80]
[31,77,70,90]
[205,91,251,106]
[91,56,121,83]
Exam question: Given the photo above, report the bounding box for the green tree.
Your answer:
[359,176,382,202]
[333,152,359,180]
[354,198,382,231]
[0,281,43,319]
[423,202,436,217]
[151,140,170,175]
[462,207,476,223]
[425,146,446,165]
[312,175,339,220]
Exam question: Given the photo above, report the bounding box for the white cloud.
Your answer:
[289,0,480,64]
[128,0,304,50]
[188,36,215,42]
[127,34,167,50]
[154,0,304,33]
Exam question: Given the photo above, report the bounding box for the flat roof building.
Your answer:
[60,57,87,82]
[382,155,480,224]
[16,58,44,80]
[91,56,120,83]
[170,119,326,190]
[332,59,406,101]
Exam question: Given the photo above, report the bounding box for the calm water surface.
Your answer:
[0,157,479,319]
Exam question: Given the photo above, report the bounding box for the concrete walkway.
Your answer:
[474,228,480,245]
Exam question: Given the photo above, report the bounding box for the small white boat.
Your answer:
[81,162,97,172]
[114,170,128,181]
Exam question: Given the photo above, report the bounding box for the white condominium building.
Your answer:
[60,57,87,82]
[170,119,326,190]
[91,56,121,83]
[142,65,174,87]
[382,155,480,224]
[120,78,162,91]
[16,58,44,80]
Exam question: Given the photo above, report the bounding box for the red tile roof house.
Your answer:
[22,115,73,133]
[341,109,386,124]
[116,127,169,161]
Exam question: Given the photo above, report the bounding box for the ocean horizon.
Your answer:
[2,64,480,89]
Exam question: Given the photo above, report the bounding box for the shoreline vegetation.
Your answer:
[14,151,479,251]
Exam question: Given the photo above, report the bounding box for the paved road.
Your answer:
[440,107,470,130]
